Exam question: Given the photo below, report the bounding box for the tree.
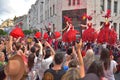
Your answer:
[23,30,32,35]
[0,29,7,35]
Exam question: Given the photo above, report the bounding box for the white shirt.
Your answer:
[104,60,118,80]
[36,56,53,80]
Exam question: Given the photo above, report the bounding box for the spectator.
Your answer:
[87,60,107,80]
[4,55,26,80]
[36,41,56,80]
[0,52,6,80]
[42,53,65,80]
[100,48,118,80]
[62,40,85,80]
[27,53,37,80]
[83,49,95,72]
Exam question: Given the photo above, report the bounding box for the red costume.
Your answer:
[82,16,97,42]
[97,10,117,45]
[62,16,78,43]
[43,25,61,45]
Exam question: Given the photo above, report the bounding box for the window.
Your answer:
[100,0,104,11]
[68,0,71,6]
[113,23,117,31]
[114,1,118,13]
[107,0,111,10]
[48,9,49,18]
[50,7,52,16]
[73,0,75,5]
[53,5,55,15]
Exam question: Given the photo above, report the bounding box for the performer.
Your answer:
[43,23,61,45]
[43,24,53,45]
[62,16,78,43]
[82,15,97,43]
[97,10,117,45]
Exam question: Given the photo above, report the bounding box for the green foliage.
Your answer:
[0,29,7,35]
[23,30,32,35]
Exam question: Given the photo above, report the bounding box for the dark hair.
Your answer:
[15,42,21,50]
[0,66,6,80]
[66,47,72,55]
[100,48,110,70]
[30,46,36,53]
[21,46,25,53]
[28,54,35,71]
[44,49,51,59]
[54,53,64,65]
[87,60,104,78]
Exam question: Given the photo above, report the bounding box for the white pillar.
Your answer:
[111,0,114,15]
[104,0,108,12]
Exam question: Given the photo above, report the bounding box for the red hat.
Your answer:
[54,31,61,39]
[103,10,111,18]
[87,16,92,20]
[10,25,24,38]
[82,14,92,20]
[64,16,72,24]
[34,32,41,38]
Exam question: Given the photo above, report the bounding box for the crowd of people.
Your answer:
[0,10,120,80]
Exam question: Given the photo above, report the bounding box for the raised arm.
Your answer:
[75,39,85,78]
[44,41,55,58]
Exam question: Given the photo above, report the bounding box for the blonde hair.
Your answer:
[62,68,81,80]
[83,49,95,72]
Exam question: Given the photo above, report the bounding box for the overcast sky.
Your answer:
[0,0,36,24]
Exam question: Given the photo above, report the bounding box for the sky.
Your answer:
[0,0,36,24]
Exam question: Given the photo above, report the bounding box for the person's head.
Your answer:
[30,46,36,53]
[62,68,80,80]
[80,73,99,80]
[85,49,94,59]
[87,60,104,78]
[68,59,78,68]
[34,43,41,57]
[100,48,110,70]
[0,52,5,62]
[28,54,35,71]
[66,47,72,55]
[54,53,64,65]
[44,48,51,59]
[15,42,22,50]
[4,55,25,80]
[83,49,95,71]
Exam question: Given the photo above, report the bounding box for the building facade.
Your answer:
[14,15,28,30]
[28,0,120,39]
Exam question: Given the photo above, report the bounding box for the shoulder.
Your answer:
[111,60,118,65]
[43,68,66,79]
